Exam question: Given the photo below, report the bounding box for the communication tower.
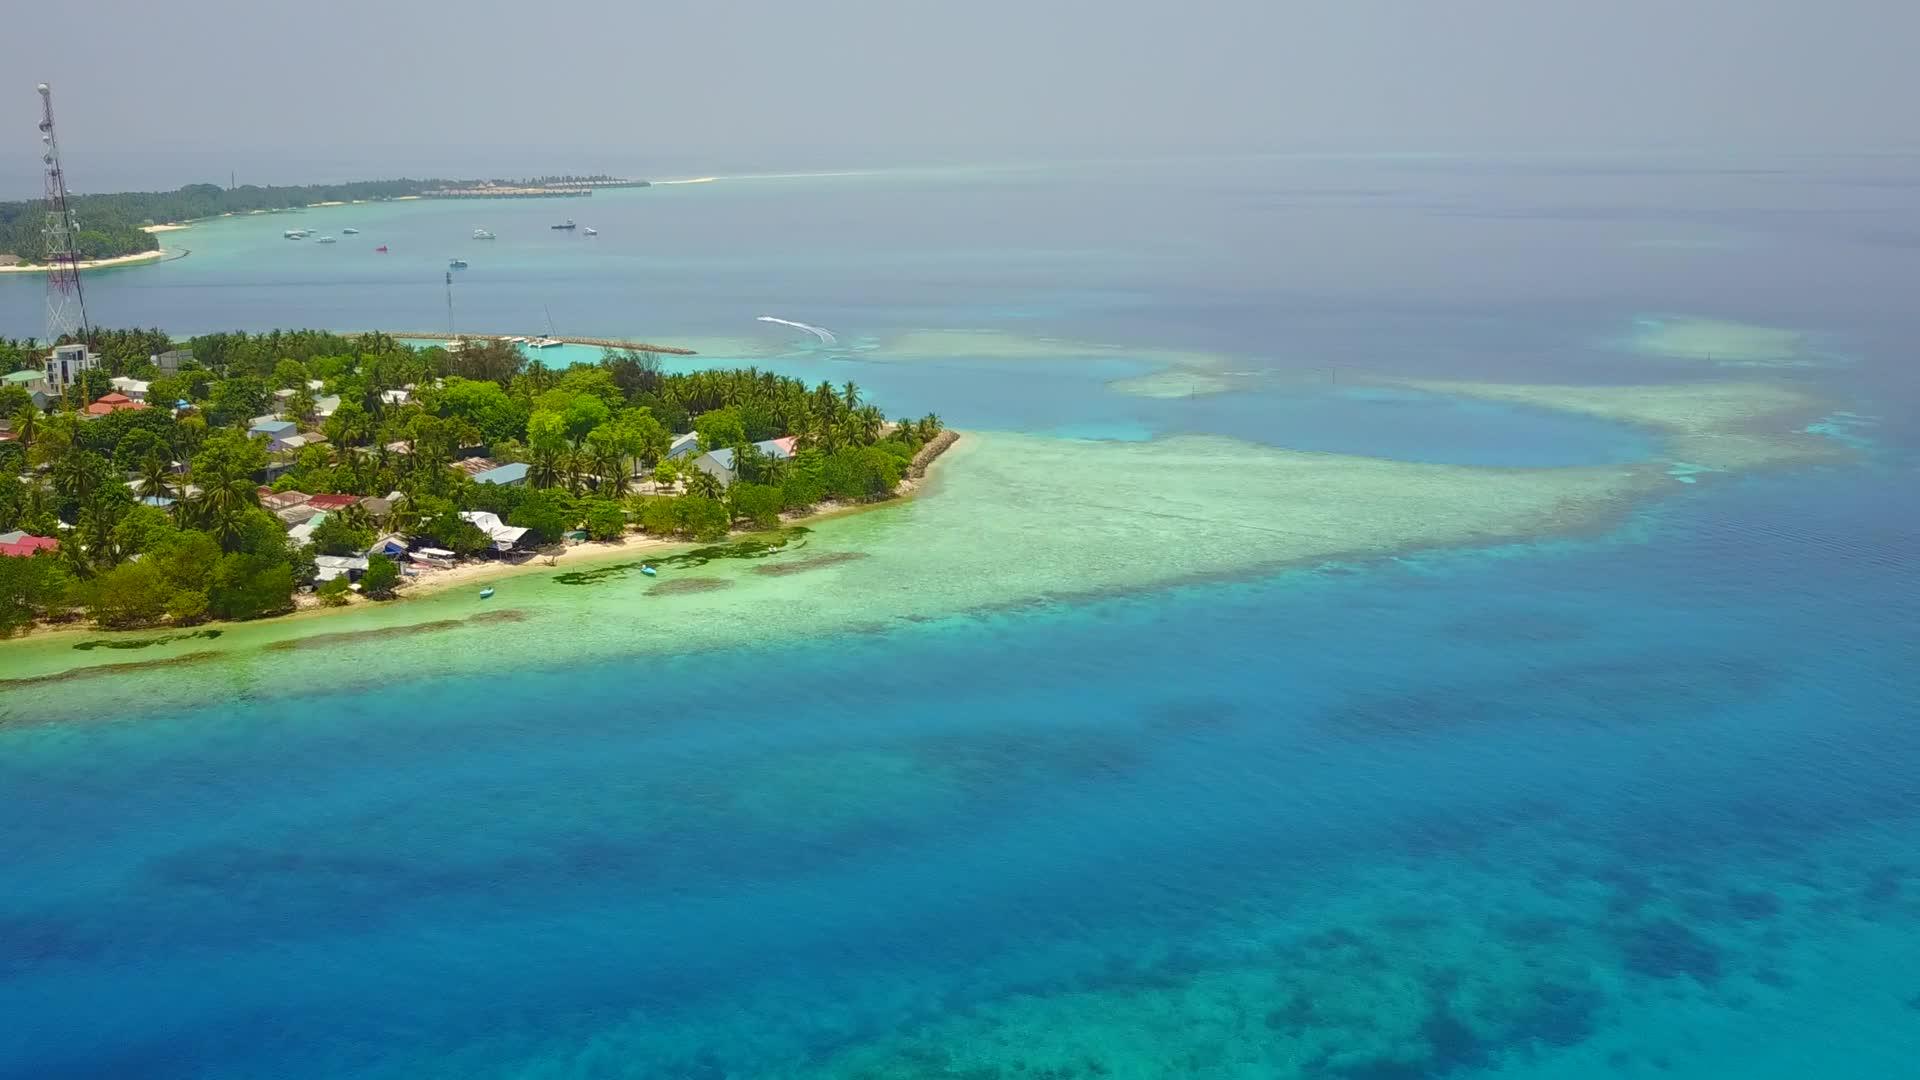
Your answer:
[36,83,91,343]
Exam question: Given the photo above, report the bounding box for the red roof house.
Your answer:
[85,392,149,416]
[305,494,361,512]
[0,531,59,558]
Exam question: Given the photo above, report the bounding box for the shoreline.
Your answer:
[0,249,166,274]
[6,436,961,648]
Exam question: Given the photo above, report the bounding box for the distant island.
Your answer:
[0,175,648,264]
[0,329,947,636]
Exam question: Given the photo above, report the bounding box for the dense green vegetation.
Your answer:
[1,180,442,262]
[0,328,942,635]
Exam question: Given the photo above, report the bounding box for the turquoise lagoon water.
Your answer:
[1,155,1918,1076]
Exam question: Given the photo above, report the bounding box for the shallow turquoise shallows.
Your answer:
[1,154,1917,1078]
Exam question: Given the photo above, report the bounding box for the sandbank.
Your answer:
[1388,377,1843,471]
[1621,315,1820,367]
[877,329,1232,371]
[1109,369,1237,398]
[140,223,191,234]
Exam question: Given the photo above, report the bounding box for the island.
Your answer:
[0,174,648,265]
[0,329,946,636]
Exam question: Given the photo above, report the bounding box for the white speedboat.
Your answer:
[316,235,337,244]
[583,227,598,236]
[342,227,360,235]
[473,227,496,240]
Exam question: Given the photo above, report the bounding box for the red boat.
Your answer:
[375,245,388,253]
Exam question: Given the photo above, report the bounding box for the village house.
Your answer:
[458,511,530,554]
[472,461,529,487]
[312,554,370,585]
[85,392,149,417]
[0,531,58,558]
[689,437,799,488]
[108,376,150,402]
[248,418,299,451]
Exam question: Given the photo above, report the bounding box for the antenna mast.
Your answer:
[36,83,90,343]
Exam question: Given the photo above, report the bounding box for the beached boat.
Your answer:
[550,219,577,230]
[472,227,495,240]
[448,258,469,269]
[316,235,337,244]
[342,227,360,235]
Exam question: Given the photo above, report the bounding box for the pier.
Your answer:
[390,333,698,356]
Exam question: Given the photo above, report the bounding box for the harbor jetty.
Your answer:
[421,179,650,200]
[391,333,698,356]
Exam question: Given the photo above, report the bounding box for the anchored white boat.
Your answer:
[472,227,496,240]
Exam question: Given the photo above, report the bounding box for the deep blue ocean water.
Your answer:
[2,154,1918,1076]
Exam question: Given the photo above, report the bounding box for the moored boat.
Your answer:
[316,235,337,244]
[583,226,598,236]
[527,337,563,349]
[479,586,494,599]
[342,227,360,235]
[449,258,469,269]
[550,219,576,230]
[472,227,496,240]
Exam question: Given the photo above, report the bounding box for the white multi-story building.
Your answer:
[42,344,97,393]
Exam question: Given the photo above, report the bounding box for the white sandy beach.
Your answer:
[0,249,166,273]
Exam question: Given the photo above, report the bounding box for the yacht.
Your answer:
[550,219,577,230]
[527,337,563,349]
[342,227,360,235]
[472,227,496,240]
[283,229,310,239]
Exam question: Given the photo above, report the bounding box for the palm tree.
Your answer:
[841,380,862,413]
[10,406,39,458]
[527,447,563,490]
[190,458,260,551]
[383,495,421,539]
[686,467,724,501]
[136,450,177,507]
[592,443,630,497]
[853,404,885,444]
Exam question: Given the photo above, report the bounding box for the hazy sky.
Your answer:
[7,0,1917,193]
